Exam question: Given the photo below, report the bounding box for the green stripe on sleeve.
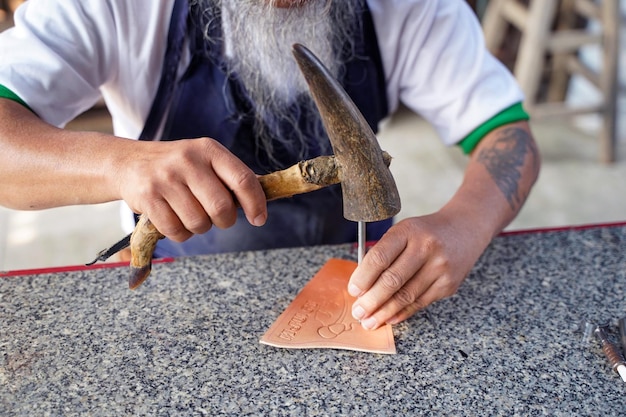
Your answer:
[0,84,35,113]
[457,102,530,154]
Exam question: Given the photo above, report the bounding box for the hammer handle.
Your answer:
[259,154,341,200]
[260,151,390,199]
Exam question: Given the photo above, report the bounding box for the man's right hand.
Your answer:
[116,138,268,243]
[0,99,267,242]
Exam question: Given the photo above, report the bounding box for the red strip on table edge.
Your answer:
[0,258,175,278]
[351,221,626,250]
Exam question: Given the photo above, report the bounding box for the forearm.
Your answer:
[441,121,540,242]
[0,98,131,210]
[0,98,268,241]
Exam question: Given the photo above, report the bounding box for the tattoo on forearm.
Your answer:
[477,127,538,211]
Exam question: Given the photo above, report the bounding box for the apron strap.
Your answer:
[138,0,189,141]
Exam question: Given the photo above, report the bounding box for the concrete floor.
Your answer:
[1,106,625,271]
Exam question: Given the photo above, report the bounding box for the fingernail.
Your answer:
[252,214,266,227]
[361,316,378,330]
[348,283,362,297]
[352,305,366,320]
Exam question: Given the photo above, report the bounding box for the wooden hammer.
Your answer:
[88,44,401,289]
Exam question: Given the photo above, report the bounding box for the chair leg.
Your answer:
[599,0,619,163]
[514,0,559,111]
[482,0,620,162]
[482,0,510,53]
[547,0,579,103]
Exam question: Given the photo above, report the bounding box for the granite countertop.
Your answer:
[2,224,626,415]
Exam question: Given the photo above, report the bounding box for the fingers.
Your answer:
[204,140,267,227]
[348,233,412,297]
[143,195,206,243]
[350,251,435,330]
[157,182,214,241]
[387,287,439,325]
[124,138,267,242]
[347,219,466,330]
[371,274,445,328]
[347,230,415,329]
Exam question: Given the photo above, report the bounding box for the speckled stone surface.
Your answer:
[2,224,626,416]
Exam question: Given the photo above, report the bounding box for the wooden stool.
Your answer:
[482,0,620,163]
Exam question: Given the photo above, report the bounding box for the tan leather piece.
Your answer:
[260,258,396,354]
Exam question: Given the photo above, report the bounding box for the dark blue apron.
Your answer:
[139,0,392,258]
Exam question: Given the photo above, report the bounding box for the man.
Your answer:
[0,0,540,329]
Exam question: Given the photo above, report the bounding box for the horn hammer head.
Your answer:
[292,43,401,222]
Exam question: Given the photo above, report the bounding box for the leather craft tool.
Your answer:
[618,316,626,355]
[89,44,401,289]
[594,324,626,382]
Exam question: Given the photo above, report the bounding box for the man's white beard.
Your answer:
[196,0,358,169]
[221,0,338,109]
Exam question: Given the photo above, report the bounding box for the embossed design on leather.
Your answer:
[260,258,396,354]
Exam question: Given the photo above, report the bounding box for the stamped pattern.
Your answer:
[260,258,396,354]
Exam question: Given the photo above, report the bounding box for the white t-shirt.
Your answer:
[0,0,523,146]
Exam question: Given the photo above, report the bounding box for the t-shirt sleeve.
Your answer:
[0,0,117,127]
[457,102,529,154]
[369,0,526,146]
[0,83,34,113]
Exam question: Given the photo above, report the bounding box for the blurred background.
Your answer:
[1,0,625,271]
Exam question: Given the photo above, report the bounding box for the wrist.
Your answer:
[438,193,508,245]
